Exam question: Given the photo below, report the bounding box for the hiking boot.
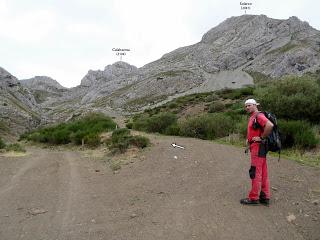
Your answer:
[259,191,270,206]
[259,198,270,206]
[240,198,259,205]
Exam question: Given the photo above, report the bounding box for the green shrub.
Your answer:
[126,122,133,129]
[84,133,101,147]
[208,101,225,113]
[52,128,71,144]
[21,113,116,147]
[179,113,235,140]
[19,132,29,141]
[239,86,254,96]
[164,123,181,136]
[234,115,249,138]
[129,136,150,148]
[28,129,52,143]
[70,130,87,145]
[217,88,233,99]
[254,76,320,123]
[0,137,6,149]
[108,128,150,153]
[132,112,177,134]
[168,102,178,109]
[148,113,177,133]
[278,120,318,149]
[112,128,131,138]
[109,128,132,153]
[132,117,149,132]
[205,93,219,102]
[145,107,160,115]
[216,87,254,100]
[5,143,26,152]
[112,141,130,153]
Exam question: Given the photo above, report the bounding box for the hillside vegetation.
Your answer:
[127,72,320,166]
[21,113,117,147]
[19,113,150,154]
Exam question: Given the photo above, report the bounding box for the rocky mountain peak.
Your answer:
[80,61,138,86]
[104,61,137,72]
[0,68,42,138]
[201,14,313,44]
[20,76,66,90]
[0,66,11,77]
[0,67,20,88]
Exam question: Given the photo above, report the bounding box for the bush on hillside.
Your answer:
[254,76,320,123]
[208,101,225,113]
[179,113,235,140]
[108,128,131,153]
[205,93,219,102]
[5,143,26,152]
[168,102,178,109]
[129,136,150,148]
[278,120,318,149]
[164,123,181,136]
[227,101,247,114]
[217,87,254,100]
[126,122,133,129]
[21,113,116,146]
[84,133,101,148]
[132,112,177,134]
[234,115,249,138]
[108,128,150,153]
[111,128,131,141]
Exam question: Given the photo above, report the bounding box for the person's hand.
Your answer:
[252,136,262,142]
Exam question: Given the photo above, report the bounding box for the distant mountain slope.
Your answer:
[2,14,320,134]
[85,15,320,111]
[20,76,69,104]
[0,67,42,138]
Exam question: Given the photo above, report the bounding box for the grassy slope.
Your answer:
[128,72,320,167]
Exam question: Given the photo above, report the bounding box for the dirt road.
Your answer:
[0,135,319,240]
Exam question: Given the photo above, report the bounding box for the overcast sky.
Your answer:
[1,0,319,87]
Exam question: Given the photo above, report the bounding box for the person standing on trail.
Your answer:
[241,99,274,206]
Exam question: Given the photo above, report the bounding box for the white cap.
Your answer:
[245,99,260,105]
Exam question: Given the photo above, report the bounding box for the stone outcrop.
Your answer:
[80,15,320,111]
[20,76,69,104]
[0,67,42,138]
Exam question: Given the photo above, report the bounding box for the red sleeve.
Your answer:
[257,113,268,128]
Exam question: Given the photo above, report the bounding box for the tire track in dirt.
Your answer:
[57,151,87,239]
[0,151,42,196]
[0,148,88,240]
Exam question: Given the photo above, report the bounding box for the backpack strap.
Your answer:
[253,111,263,131]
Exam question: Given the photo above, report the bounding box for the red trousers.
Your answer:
[248,143,270,200]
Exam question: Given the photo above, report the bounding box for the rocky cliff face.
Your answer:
[87,15,320,111]
[79,61,140,104]
[142,15,320,78]
[200,15,320,76]
[21,76,66,90]
[80,61,138,87]
[0,67,42,138]
[20,76,69,104]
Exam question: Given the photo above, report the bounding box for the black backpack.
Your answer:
[253,111,282,160]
